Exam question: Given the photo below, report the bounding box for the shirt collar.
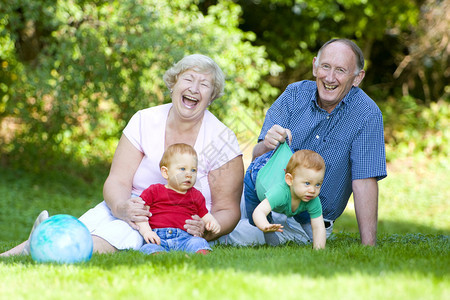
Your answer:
[311,86,358,112]
[341,86,358,105]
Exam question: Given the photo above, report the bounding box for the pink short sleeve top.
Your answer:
[123,103,242,210]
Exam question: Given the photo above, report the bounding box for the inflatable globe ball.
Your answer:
[30,214,93,264]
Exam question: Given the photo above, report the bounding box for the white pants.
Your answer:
[79,201,144,250]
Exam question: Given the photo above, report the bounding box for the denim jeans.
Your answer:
[244,150,274,226]
[139,228,211,254]
[244,151,283,245]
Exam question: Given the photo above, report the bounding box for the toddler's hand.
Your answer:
[205,221,221,234]
[144,231,161,245]
[261,223,284,233]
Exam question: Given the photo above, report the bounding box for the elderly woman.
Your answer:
[1,54,243,255]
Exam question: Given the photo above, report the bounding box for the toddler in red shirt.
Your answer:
[136,143,220,255]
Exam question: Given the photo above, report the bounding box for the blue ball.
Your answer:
[30,214,93,264]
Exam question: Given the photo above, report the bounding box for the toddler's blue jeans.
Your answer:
[139,228,211,254]
[244,150,273,226]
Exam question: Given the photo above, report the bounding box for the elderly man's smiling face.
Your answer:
[312,42,365,113]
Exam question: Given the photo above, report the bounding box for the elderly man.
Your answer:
[226,38,387,247]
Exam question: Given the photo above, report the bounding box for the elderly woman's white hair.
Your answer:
[163,54,226,101]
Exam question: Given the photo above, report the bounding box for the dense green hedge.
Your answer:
[0,0,448,172]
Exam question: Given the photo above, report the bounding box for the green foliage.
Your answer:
[0,0,448,171]
[0,18,19,117]
[233,0,420,73]
[381,96,449,161]
[0,0,280,170]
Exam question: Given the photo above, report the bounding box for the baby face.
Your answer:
[288,166,325,202]
[164,153,198,194]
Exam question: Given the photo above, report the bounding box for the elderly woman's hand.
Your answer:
[116,197,151,230]
[184,215,206,237]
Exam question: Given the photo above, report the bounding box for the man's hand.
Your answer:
[253,125,293,160]
[263,125,292,150]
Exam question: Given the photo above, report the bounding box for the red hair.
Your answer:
[160,143,197,168]
[285,149,325,175]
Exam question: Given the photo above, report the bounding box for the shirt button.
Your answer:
[316,135,320,139]
[326,116,330,119]
[168,230,173,234]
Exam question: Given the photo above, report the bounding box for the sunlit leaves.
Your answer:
[0,0,279,168]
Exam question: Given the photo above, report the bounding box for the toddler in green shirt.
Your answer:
[248,148,326,249]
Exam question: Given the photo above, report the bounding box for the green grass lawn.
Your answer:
[1,157,449,299]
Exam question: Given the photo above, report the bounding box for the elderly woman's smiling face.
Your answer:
[171,69,214,121]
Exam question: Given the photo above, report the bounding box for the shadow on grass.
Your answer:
[334,212,450,236]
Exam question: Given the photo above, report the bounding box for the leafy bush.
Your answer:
[0,0,280,171]
[0,0,448,172]
[382,96,449,161]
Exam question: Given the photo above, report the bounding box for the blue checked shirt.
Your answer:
[259,80,387,222]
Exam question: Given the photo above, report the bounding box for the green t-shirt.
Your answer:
[264,183,323,219]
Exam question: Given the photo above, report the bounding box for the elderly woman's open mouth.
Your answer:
[182,95,199,108]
